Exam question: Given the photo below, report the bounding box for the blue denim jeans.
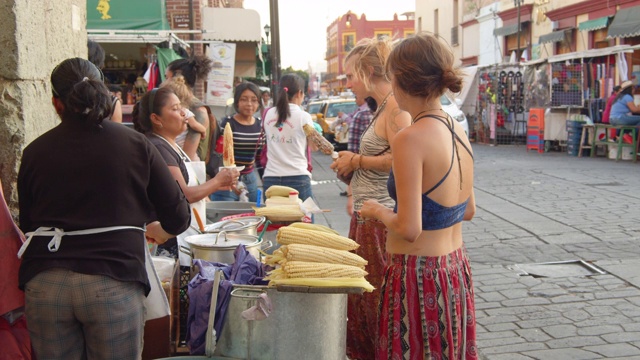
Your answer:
[262,175,313,203]
[210,169,260,202]
[610,114,640,126]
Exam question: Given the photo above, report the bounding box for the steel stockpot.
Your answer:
[214,285,347,359]
[180,232,270,264]
[203,216,265,236]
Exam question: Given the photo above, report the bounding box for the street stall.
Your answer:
[521,45,639,151]
[87,30,191,122]
[475,64,528,145]
[161,185,373,358]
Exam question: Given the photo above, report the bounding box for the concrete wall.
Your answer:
[0,0,87,217]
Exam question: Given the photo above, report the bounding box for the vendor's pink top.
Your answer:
[0,180,25,315]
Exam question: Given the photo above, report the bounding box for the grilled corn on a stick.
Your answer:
[223,122,235,167]
[303,124,334,155]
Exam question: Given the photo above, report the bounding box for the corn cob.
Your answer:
[284,244,367,268]
[277,227,359,251]
[267,277,375,292]
[288,222,339,235]
[253,205,305,221]
[273,261,367,279]
[303,124,334,155]
[265,185,299,198]
[223,122,235,166]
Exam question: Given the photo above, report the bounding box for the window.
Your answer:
[418,17,422,33]
[374,31,392,41]
[343,33,355,52]
[434,9,439,36]
[404,30,415,38]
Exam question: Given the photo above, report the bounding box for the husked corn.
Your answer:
[288,222,340,235]
[277,227,359,251]
[265,185,298,198]
[283,244,367,268]
[277,261,367,279]
[253,206,305,220]
[267,277,375,292]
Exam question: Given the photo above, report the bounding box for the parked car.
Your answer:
[441,94,469,137]
[306,98,357,149]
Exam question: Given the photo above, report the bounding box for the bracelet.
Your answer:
[347,194,352,197]
[349,153,357,169]
[358,154,364,170]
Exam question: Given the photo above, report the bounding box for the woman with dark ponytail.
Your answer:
[17,57,191,358]
[262,74,315,202]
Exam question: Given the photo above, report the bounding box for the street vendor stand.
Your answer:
[521,45,640,150]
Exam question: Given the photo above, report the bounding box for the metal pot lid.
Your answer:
[184,233,260,248]
[204,216,265,233]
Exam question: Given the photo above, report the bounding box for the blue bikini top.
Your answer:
[387,114,473,231]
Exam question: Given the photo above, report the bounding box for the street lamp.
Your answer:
[264,24,271,87]
[514,0,524,63]
[264,24,270,44]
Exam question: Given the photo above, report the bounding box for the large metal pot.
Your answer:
[181,233,271,264]
[203,216,265,236]
[214,285,347,359]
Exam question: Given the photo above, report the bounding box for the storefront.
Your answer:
[87,0,191,121]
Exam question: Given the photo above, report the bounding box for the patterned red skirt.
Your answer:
[347,213,388,360]
[377,247,478,360]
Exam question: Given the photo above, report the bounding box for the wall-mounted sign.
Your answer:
[206,42,237,107]
[171,13,190,29]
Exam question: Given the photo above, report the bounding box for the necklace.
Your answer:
[374,91,394,117]
[412,108,444,124]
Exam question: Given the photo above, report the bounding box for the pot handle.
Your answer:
[220,220,245,231]
[179,245,193,258]
[215,230,228,244]
[260,240,273,252]
[230,287,266,299]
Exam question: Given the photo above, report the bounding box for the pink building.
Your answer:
[325,11,414,93]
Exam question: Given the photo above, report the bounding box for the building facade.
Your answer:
[324,11,414,93]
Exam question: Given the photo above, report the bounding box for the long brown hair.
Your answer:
[387,33,463,101]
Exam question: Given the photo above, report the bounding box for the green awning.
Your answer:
[87,0,170,30]
[539,30,568,44]
[608,6,640,38]
[494,24,519,37]
[578,17,610,32]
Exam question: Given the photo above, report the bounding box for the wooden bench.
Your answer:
[586,124,639,162]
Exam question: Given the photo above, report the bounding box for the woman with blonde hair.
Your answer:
[330,37,412,360]
[360,33,477,359]
[160,74,207,154]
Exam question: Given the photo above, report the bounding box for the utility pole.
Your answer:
[515,0,523,63]
[269,0,281,99]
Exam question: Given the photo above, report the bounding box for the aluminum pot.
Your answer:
[180,232,271,264]
[203,216,265,236]
[214,285,347,359]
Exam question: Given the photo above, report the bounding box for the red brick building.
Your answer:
[325,11,414,93]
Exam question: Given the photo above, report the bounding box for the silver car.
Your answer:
[441,94,469,137]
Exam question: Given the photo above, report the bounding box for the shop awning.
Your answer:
[494,24,519,37]
[202,8,262,42]
[608,6,640,38]
[578,17,610,32]
[87,0,169,30]
[539,30,569,44]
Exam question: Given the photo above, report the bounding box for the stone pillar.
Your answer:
[0,0,87,218]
